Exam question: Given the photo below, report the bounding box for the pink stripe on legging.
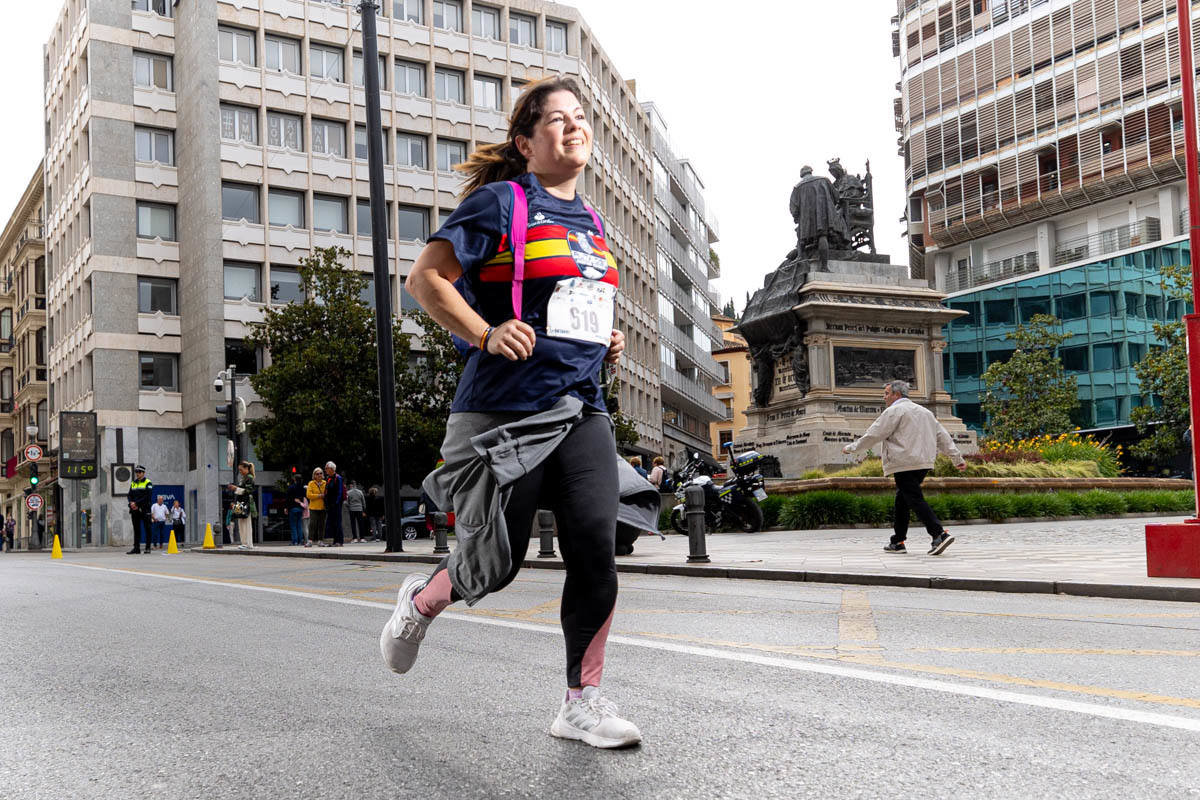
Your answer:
[413,570,453,618]
[579,607,615,688]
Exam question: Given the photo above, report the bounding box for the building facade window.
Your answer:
[433,0,463,31]
[353,52,387,88]
[218,27,257,66]
[394,60,427,96]
[395,132,428,169]
[36,400,47,439]
[132,0,172,16]
[397,205,430,241]
[268,188,305,228]
[435,67,465,104]
[220,105,258,144]
[356,200,392,237]
[265,35,302,73]
[313,195,349,233]
[266,111,303,150]
[223,261,261,301]
[510,12,536,47]
[546,20,567,53]
[393,0,423,23]
[473,74,501,110]
[0,429,12,461]
[133,51,173,91]
[221,183,261,223]
[136,202,176,240]
[135,127,174,164]
[312,119,346,157]
[472,4,501,39]
[139,353,179,391]
[224,339,260,375]
[269,266,304,304]
[138,276,178,315]
[309,43,345,82]
[436,139,466,172]
[354,126,390,162]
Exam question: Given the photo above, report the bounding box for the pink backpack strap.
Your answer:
[506,181,528,320]
[584,204,604,237]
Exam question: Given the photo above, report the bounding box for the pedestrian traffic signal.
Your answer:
[216,404,233,437]
[29,462,38,487]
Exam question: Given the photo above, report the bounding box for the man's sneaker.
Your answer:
[126,548,140,555]
[550,686,642,749]
[379,574,432,674]
[883,542,906,553]
[929,532,955,555]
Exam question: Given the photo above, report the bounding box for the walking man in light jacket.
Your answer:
[843,380,966,555]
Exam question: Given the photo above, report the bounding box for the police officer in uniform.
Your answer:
[126,465,154,555]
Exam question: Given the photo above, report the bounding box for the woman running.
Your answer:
[379,76,639,749]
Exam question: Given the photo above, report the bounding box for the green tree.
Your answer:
[395,309,464,486]
[603,372,640,450]
[1130,263,1193,463]
[245,248,411,482]
[980,313,1079,441]
[721,298,737,320]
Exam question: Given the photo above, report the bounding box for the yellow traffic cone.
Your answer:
[51,534,62,559]
[167,530,179,554]
[202,523,216,550]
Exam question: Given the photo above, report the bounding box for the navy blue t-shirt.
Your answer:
[432,173,618,413]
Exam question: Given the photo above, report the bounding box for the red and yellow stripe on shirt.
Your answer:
[478,224,618,287]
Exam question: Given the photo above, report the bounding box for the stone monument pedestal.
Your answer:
[736,258,976,477]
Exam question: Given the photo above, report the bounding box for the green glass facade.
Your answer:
[943,241,1193,433]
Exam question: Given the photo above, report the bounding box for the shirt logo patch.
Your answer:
[566,230,609,279]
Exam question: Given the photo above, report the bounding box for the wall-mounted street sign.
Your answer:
[59,411,98,480]
[24,444,42,462]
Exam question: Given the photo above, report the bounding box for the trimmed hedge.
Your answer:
[778,489,1194,529]
[815,458,1102,480]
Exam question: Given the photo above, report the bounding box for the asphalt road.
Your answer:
[2,551,1199,799]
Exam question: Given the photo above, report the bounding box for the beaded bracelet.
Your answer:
[480,326,495,352]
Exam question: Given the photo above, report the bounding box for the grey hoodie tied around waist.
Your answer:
[421,396,660,606]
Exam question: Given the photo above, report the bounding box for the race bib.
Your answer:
[546,278,615,346]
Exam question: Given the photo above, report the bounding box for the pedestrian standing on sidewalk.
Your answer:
[3,517,12,552]
[381,76,643,749]
[323,462,345,547]
[365,486,384,541]
[306,468,326,547]
[229,461,257,550]
[170,500,186,545]
[126,466,153,555]
[286,472,307,546]
[647,456,667,489]
[346,480,366,543]
[150,495,169,550]
[843,380,966,555]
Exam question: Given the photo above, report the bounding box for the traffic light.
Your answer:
[28,462,38,487]
[216,404,233,437]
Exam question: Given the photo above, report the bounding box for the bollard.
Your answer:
[432,512,450,555]
[684,485,710,563]
[536,509,557,558]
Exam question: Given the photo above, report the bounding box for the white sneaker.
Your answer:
[236,544,250,551]
[550,686,642,749]
[379,574,432,674]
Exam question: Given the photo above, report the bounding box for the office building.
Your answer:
[43,0,660,545]
[641,101,724,468]
[896,0,1194,433]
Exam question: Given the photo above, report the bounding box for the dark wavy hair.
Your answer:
[454,76,584,196]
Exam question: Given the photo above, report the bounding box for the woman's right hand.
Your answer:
[486,319,536,361]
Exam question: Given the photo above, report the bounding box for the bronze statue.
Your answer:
[828,158,876,255]
[789,166,850,268]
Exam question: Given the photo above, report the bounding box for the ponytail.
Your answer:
[454,76,584,197]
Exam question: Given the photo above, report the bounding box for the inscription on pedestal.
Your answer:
[836,403,884,414]
[823,430,856,443]
[826,322,926,336]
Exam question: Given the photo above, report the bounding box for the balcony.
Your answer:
[945,251,1039,294]
[660,364,728,422]
[1054,218,1161,267]
[659,320,723,383]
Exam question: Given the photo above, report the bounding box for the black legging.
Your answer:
[424,414,619,687]
[891,468,945,544]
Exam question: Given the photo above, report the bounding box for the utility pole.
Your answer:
[359,1,404,552]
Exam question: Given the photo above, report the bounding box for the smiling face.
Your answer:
[516,89,592,179]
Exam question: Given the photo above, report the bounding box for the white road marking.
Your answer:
[60,563,1200,733]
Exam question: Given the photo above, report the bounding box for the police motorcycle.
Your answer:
[669,442,768,534]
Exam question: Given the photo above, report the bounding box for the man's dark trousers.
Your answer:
[130,511,151,552]
[890,468,944,546]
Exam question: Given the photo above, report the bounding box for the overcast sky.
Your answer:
[0,0,905,311]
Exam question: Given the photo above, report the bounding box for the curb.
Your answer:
[191,547,1200,603]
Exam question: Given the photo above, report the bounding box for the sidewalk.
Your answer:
[195,515,1200,603]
